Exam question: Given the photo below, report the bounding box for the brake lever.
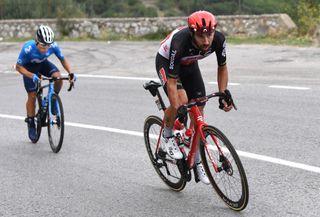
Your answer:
[231,98,237,111]
[219,89,237,111]
[67,81,74,92]
[224,89,237,111]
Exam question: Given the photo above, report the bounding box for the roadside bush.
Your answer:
[296,0,320,36]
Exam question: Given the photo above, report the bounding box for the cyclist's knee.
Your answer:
[27,92,36,101]
[178,95,188,105]
[177,89,188,105]
[51,71,61,78]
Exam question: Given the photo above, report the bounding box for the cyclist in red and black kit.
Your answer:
[156,10,233,184]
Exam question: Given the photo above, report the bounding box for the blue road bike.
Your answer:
[31,76,74,153]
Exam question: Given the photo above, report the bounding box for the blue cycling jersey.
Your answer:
[17,40,64,66]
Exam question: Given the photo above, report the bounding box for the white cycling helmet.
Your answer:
[36,25,55,45]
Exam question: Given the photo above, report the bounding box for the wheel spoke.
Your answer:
[47,94,64,153]
[144,116,186,191]
[200,126,249,211]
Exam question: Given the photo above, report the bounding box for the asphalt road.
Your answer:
[0,41,320,217]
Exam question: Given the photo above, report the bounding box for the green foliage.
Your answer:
[226,35,313,46]
[0,0,157,19]
[1,0,320,37]
[296,0,320,35]
[0,0,85,19]
[155,0,292,16]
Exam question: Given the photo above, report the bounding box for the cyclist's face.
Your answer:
[193,31,214,52]
[36,42,50,53]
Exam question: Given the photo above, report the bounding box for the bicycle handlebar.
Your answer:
[176,89,237,119]
[40,76,75,91]
[184,90,237,110]
[143,80,237,115]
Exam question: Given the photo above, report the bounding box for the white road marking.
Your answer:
[1,113,319,174]
[208,81,240,85]
[1,71,160,81]
[76,74,159,81]
[65,121,143,137]
[2,72,312,91]
[236,150,320,174]
[269,85,310,90]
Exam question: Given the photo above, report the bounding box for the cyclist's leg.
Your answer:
[39,60,62,94]
[163,85,188,133]
[156,53,188,134]
[179,61,206,131]
[26,92,37,117]
[22,64,40,117]
[180,63,206,161]
[156,54,187,159]
[22,68,39,141]
[179,62,209,184]
[23,76,37,117]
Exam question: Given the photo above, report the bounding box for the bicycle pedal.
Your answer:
[186,170,192,182]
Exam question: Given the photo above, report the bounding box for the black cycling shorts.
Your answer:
[155,53,206,103]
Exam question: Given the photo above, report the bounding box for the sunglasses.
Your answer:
[37,41,51,48]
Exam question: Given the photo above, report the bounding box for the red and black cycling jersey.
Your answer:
[158,26,227,79]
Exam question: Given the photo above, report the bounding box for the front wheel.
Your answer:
[47,93,64,153]
[143,115,187,191]
[200,125,249,211]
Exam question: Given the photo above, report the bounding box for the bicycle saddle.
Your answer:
[143,80,162,97]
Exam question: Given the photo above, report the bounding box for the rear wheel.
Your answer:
[47,93,64,153]
[200,125,249,211]
[143,115,187,191]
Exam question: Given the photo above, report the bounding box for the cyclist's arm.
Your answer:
[15,64,34,79]
[16,43,33,78]
[217,64,233,112]
[52,42,71,75]
[60,58,72,74]
[215,32,228,92]
[217,64,228,92]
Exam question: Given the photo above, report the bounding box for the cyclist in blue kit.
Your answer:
[15,25,76,142]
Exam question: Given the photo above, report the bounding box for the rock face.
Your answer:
[0,14,297,39]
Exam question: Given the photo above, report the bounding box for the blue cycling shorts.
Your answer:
[22,60,59,92]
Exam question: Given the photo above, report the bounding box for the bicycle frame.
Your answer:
[155,103,224,172]
[37,76,71,123]
[37,79,60,122]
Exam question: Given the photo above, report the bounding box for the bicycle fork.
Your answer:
[47,83,61,126]
[204,131,232,174]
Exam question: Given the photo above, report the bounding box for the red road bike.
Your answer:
[143,81,249,211]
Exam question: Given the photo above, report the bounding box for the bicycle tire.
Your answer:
[47,93,64,153]
[32,94,43,143]
[200,125,249,211]
[143,115,187,191]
